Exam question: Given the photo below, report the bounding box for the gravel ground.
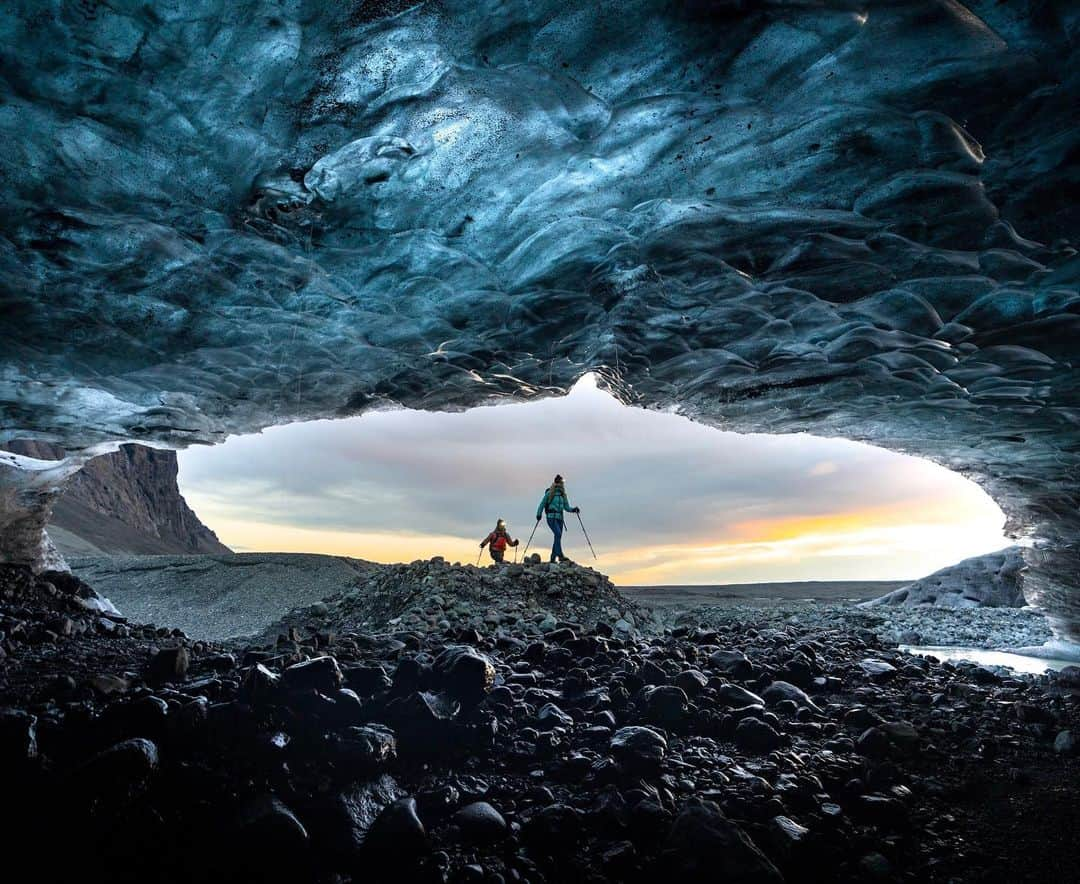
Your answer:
[69,553,378,640]
[70,554,1056,652]
[651,599,1054,650]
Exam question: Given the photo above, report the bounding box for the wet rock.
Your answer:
[282,655,344,693]
[0,708,38,762]
[1054,730,1076,755]
[330,724,397,771]
[717,684,765,708]
[763,680,821,713]
[642,685,689,725]
[675,669,708,696]
[537,702,574,730]
[859,658,897,681]
[239,663,280,705]
[662,798,783,883]
[148,645,190,684]
[75,737,160,797]
[611,726,667,773]
[432,645,495,704]
[857,727,892,758]
[770,814,809,855]
[90,673,130,696]
[236,795,310,867]
[308,775,404,861]
[344,664,392,695]
[365,796,428,855]
[709,650,754,679]
[879,720,919,748]
[452,801,507,844]
[386,690,464,756]
[735,717,784,754]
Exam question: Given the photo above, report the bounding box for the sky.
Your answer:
[177,375,1009,585]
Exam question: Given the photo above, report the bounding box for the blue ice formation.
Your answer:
[0,1,1077,638]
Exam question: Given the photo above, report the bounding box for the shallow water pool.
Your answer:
[900,645,1075,674]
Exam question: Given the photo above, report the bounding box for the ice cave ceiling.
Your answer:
[0,1,1077,636]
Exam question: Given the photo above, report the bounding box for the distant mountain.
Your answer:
[4,440,231,557]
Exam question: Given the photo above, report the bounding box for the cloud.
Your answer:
[178,375,1007,583]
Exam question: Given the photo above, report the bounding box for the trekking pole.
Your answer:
[522,517,540,557]
[576,512,598,559]
[476,548,483,566]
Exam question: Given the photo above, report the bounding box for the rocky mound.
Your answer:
[864,548,1026,609]
[3,562,1079,883]
[251,557,654,647]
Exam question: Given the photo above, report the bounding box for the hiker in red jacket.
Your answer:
[480,519,519,563]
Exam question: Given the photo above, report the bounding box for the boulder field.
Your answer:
[1,559,1078,882]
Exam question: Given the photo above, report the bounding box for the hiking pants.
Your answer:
[490,548,504,563]
[546,516,564,561]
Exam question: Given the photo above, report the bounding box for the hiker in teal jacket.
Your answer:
[535,474,579,563]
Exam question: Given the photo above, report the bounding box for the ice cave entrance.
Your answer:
[177,375,1007,587]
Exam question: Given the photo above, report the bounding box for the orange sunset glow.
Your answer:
[179,376,1008,586]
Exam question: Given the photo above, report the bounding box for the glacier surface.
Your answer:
[0,1,1078,637]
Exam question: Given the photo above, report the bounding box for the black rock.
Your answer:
[762,680,821,713]
[642,684,689,725]
[148,645,189,684]
[770,814,810,855]
[611,725,667,773]
[432,645,495,704]
[386,690,463,756]
[857,726,891,758]
[716,684,765,708]
[203,652,236,672]
[675,669,708,697]
[734,717,784,754]
[235,794,310,870]
[330,724,397,771]
[365,796,428,854]
[306,775,404,862]
[662,798,783,883]
[100,694,170,741]
[453,801,507,844]
[537,702,574,729]
[858,658,898,682]
[74,737,160,797]
[709,650,754,679]
[344,664,392,695]
[0,708,38,763]
[282,655,344,693]
[239,663,280,705]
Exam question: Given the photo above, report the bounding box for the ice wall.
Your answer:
[0,1,1077,636]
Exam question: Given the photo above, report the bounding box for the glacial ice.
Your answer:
[0,2,1077,637]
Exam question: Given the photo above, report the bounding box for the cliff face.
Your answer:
[4,441,231,557]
